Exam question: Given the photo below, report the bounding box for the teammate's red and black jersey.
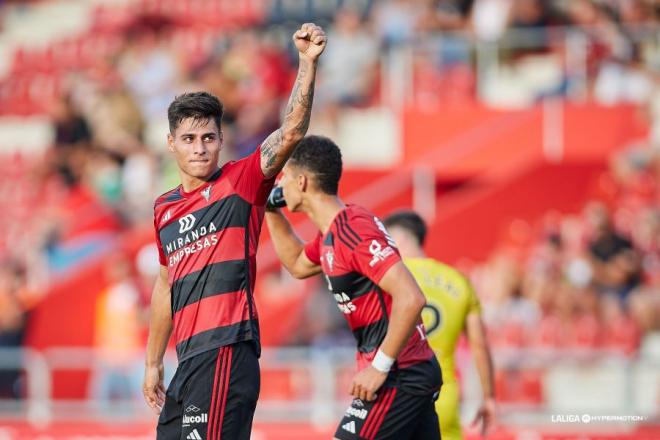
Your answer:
[153,147,274,362]
[304,205,439,395]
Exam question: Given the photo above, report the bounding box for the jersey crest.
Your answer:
[201,185,212,202]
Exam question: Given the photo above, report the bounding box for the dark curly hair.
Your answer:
[168,92,224,134]
[290,135,343,195]
[383,210,427,246]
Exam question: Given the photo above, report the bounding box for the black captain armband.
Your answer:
[266,186,286,211]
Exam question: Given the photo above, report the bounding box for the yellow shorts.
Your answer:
[436,381,462,440]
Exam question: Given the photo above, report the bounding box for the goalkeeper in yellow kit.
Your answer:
[384,211,496,439]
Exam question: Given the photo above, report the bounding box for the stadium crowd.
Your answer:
[473,147,660,354]
[0,0,659,401]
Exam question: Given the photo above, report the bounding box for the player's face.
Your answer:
[279,163,304,212]
[168,118,222,180]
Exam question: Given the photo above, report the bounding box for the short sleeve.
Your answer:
[153,217,167,266]
[350,229,401,284]
[304,233,322,265]
[226,145,276,205]
[466,280,481,315]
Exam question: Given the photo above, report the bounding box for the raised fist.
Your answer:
[293,23,327,61]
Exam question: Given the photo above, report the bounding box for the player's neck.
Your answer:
[179,168,220,193]
[407,248,426,258]
[306,194,345,234]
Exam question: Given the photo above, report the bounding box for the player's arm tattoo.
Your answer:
[261,58,317,178]
[261,128,282,170]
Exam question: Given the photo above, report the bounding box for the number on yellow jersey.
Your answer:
[422,303,443,336]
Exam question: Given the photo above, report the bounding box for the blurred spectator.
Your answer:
[0,262,30,398]
[222,30,288,157]
[564,0,635,76]
[90,254,144,406]
[315,7,379,133]
[416,1,473,69]
[629,286,660,333]
[319,8,379,106]
[373,0,425,47]
[508,0,554,51]
[84,148,124,206]
[471,0,513,41]
[479,253,540,347]
[120,145,159,222]
[134,243,160,300]
[77,61,146,154]
[118,15,183,121]
[633,208,660,286]
[52,94,92,149]
[198,56,242,126]
[593,56,655,105]
[416,0,473,32]
[584,201,642,300]
[47,94,93,186]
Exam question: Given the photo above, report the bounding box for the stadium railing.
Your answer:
[0,344,658,427]
[378,23,660,110]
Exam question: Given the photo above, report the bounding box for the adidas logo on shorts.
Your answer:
[342,420,356,434]
[186,429,202,440]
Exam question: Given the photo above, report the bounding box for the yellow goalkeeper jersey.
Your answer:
[404,257,481,382]
[404,257,482,440]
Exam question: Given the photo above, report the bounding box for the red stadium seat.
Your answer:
[91,4,136,33]
[519,369,544,404]
[572,314,600,348]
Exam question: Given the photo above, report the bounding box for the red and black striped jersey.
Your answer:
[153,147,274,362]
[304,205,435,373]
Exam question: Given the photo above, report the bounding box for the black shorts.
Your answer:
[157,341,260,440]
[334,389,440,440]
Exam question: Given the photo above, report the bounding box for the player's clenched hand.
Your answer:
[266,186,286,211]
[143,364,166,415]
[349,365,388,402]
[293,23,327,61]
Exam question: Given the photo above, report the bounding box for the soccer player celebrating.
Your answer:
[143,23,326,440]
[383,211,496,439]
[265,136,441,440]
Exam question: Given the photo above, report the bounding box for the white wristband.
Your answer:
[371,349,395,373]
